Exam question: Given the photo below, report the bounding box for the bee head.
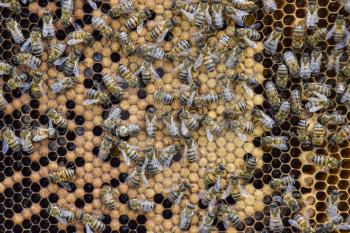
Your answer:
[169,18,177,27]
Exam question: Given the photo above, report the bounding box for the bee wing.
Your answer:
[1,139,9,154]
[19,82,32,92]
[222,185,231,199]
[181,120,189,136]
[236,130,247,142]
[20,38,32,52]
[53,57,68,66]
[120,150,131,166]
[206,128,214,142]
[242,83,253,97]
[181,10,195,21]
[56,216,68,225]
[239,185,249,197]
[187,66,193,85]
[67,39,84,45]
[194,54,203,70]
[326,203,338,217]
[174,192,184,205]
[183,144,188,158]
[142,173,148,188]
[244,37,257,49]
[326,25,336,40]
[86,0,98,9]
[82,99,100,105]
[85,225,94,233]
[272,142,288,150]
[338,223,350,230]
[157,29,170,43]
[0,3,11,7]
[288,219,302,230]
[60,182,72,192]
[222,216,230,230]
[314,92,328,101]
[151,67,160,80]
[205,8,212,25]
[32,135,48,142]
[134,66,144,77]
[73,62,79,77]
[335,31,350,49]
[136,21,144,34]
[208,197,217,210]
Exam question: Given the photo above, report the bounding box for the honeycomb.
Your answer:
[0,0,349,232]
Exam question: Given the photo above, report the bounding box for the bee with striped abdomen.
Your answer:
[199,209,216,233]
[79,211,106,233]
[182,0,212,28]
[200,179,221,208]
[0,61,14,76]
[225,41,246,69]
[232,73,259,97]
[49,43,67,66]
[340,82,350,104]
[195,93,220,108]
[262,0,277,13]
[183,134,199,162]
[54,49,81,77]
[83,88,111,106]
[212,34,232,64]
[102,107,121,132]
[48,204,75,225]
[180,204,196,230]
[300,53,311,80]
[308,27,327,47]
[264,26,282,55]
[275,100,290,125]
[128,199,154,212]
[225,120,254,142]
[222,174,248,201]
[319,112,346,127]
[19,128,34,154]
[137,43,164,61]
[327,48,343,73]
[179,82,200,107]
[14,52,41,70]
[311,154,342,171]
[101,184,117,210]
[270,175,296,190]
[306,0,318,30]
[310,47,322,74]
[165,40,191,62]
[116,124,140,137]
[108,0,135,19]
[126,162,148,189]
[168,181,191,204]
[229,0,256,12]
[274,184,302,213]
[0,0,20,12]
[194,44,216,73]
[235,24,261,48]
[50,76,76,94]
[289,213,314,233]
[1,126,20,153]
[326,15,348,42]
[42,10,55,39]
[204,160,225,187]
[47,108,68,129]
[118,64,138,88]
[154,90,174,105]
[136,60,160,85]
[176,56,195,84]
[102,74,125,99]
[31,121,57,142]
[292,21,305,49]
[6,19,24,44]
[305,92,333,113]
[22,71,44,99]
[116,139,139,166]
[223,5,251,27]
[177,108,200,135]
[330,124,350,145]
[145,105,156,138]
[240,153,256,183]
[218,203,243,230]
[20,28,43,57]
[218,75,235,102]
[261,136,289,150]
[0,89,8,111]
[61,0,74,27]
[251,107,275,130]
[92,17,114,40]
[151,19,177,42]
[297,118,310,145]
[7,71,30,91]
[304,82,332,98]
[211,0,224,30]
[48,167,75,191]
[275,64,288,90]
[269,202,284,232]
[118,32,136,56]
[265,81,281,109]
[290,89,302,115]
[162,111,180,139]
[201,116,223,142]
[67,30,94,46]
[143,146,162,176]
[125,8,153,33]
[98,134,113,161]
[283,51,300,78]
[158,144,180,168]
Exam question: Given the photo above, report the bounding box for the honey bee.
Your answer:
[305,92,333,112]
[100,184,117,210]
[300,53,311,80]
[304,82,331,98]
[158,144,180,168]
[225,120,254,142]
[48,204,75,225]
[229,0,256,11]
[211,0,224,30]
[176,57,195,84]
[116,139,139,166]
[19,128,34,154]
[126,163,148,188]
[137,43,165,61]
[83,87,111,106]
[289,213,314,233]
[22,71,44,99]
[143,146,162,176]
[262,0,277,13]
[102,74,124,99]
[274,185,302,213]
[177,108,200,135]
[297,118,310,145]
[308,27,327,47]
[318,111,345,127]
[340,83,350,104]
[225,42,246,69]
[54,49,81,77]
[179,82,200,107]
[50,76,75,94]
[145,105,156,138]
[199,210,216,233]
[48,43,67,66]
[183,134,199,162]
[118,32,135,56]
[125,8,153,33]
[232,73,259,97]
[1,126,20,153]
[67,30,94,46]
[194,45,216,72]
[180,204,197,230]
[102,107,121,132]
[330,125,350,145]
[195,93,220,108]
[261,136,289,150]
[0,0,20,12]
[337,0,350,14]
[251,107,275,130]
[310,47,322,74]
[20,28,43,57]
[86,0,99,9]
[316,216,350,232]
[118,64,139,88]
[48,167,75,191]
[269,202,284,232]
[47,108,68,129]
[311,154,342,171]
[326,15,349,42]
[218,75,235,102]
[183,0,212,28]
[264,26,282,55]
[116,124,140,138]
[204,160,225,187]
[0,61,14,76]
[283,51,300,77]
[290,89,302,115]
[275,64,288,89]
[265,81,281,109]
[128,199,154,212]
[60,0,74,26]
[327,48,343,73]
[168,181,191,204]
[235,24,261,48]
[201,116,223,142]
[151,19,176,42]
[98,134,113,161]
[31,121,57,142]
[306,0,318,30]
[42,10,55,39]
[0,89,8,111]
[15,52,41,70]
[165,40,191,62]
[6,19,24,44]
[222,207,243,230]
[79,211,106,233]
[328,190,342,212]
[292,21,305,49]
[270,175,296,190]
[212,34,233,64]
[223,5,251,27]
[240,153,256,183]
[222,174,248,200]
[108,0,135,19]
[200,179,221,208]
[91,17,114,40]
[162,111,180,139]
[154,90,174,104]
[136,60,160,85]
[7,71,30,91]
[275,100,290,124]
[311,122,327,146]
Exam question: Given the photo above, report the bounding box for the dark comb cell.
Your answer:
[119,194,129,204]
[137,89,147,99]
[120,110,130,120]
[111,52,121,62]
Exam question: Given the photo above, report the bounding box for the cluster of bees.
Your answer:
[0,0,350,231]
